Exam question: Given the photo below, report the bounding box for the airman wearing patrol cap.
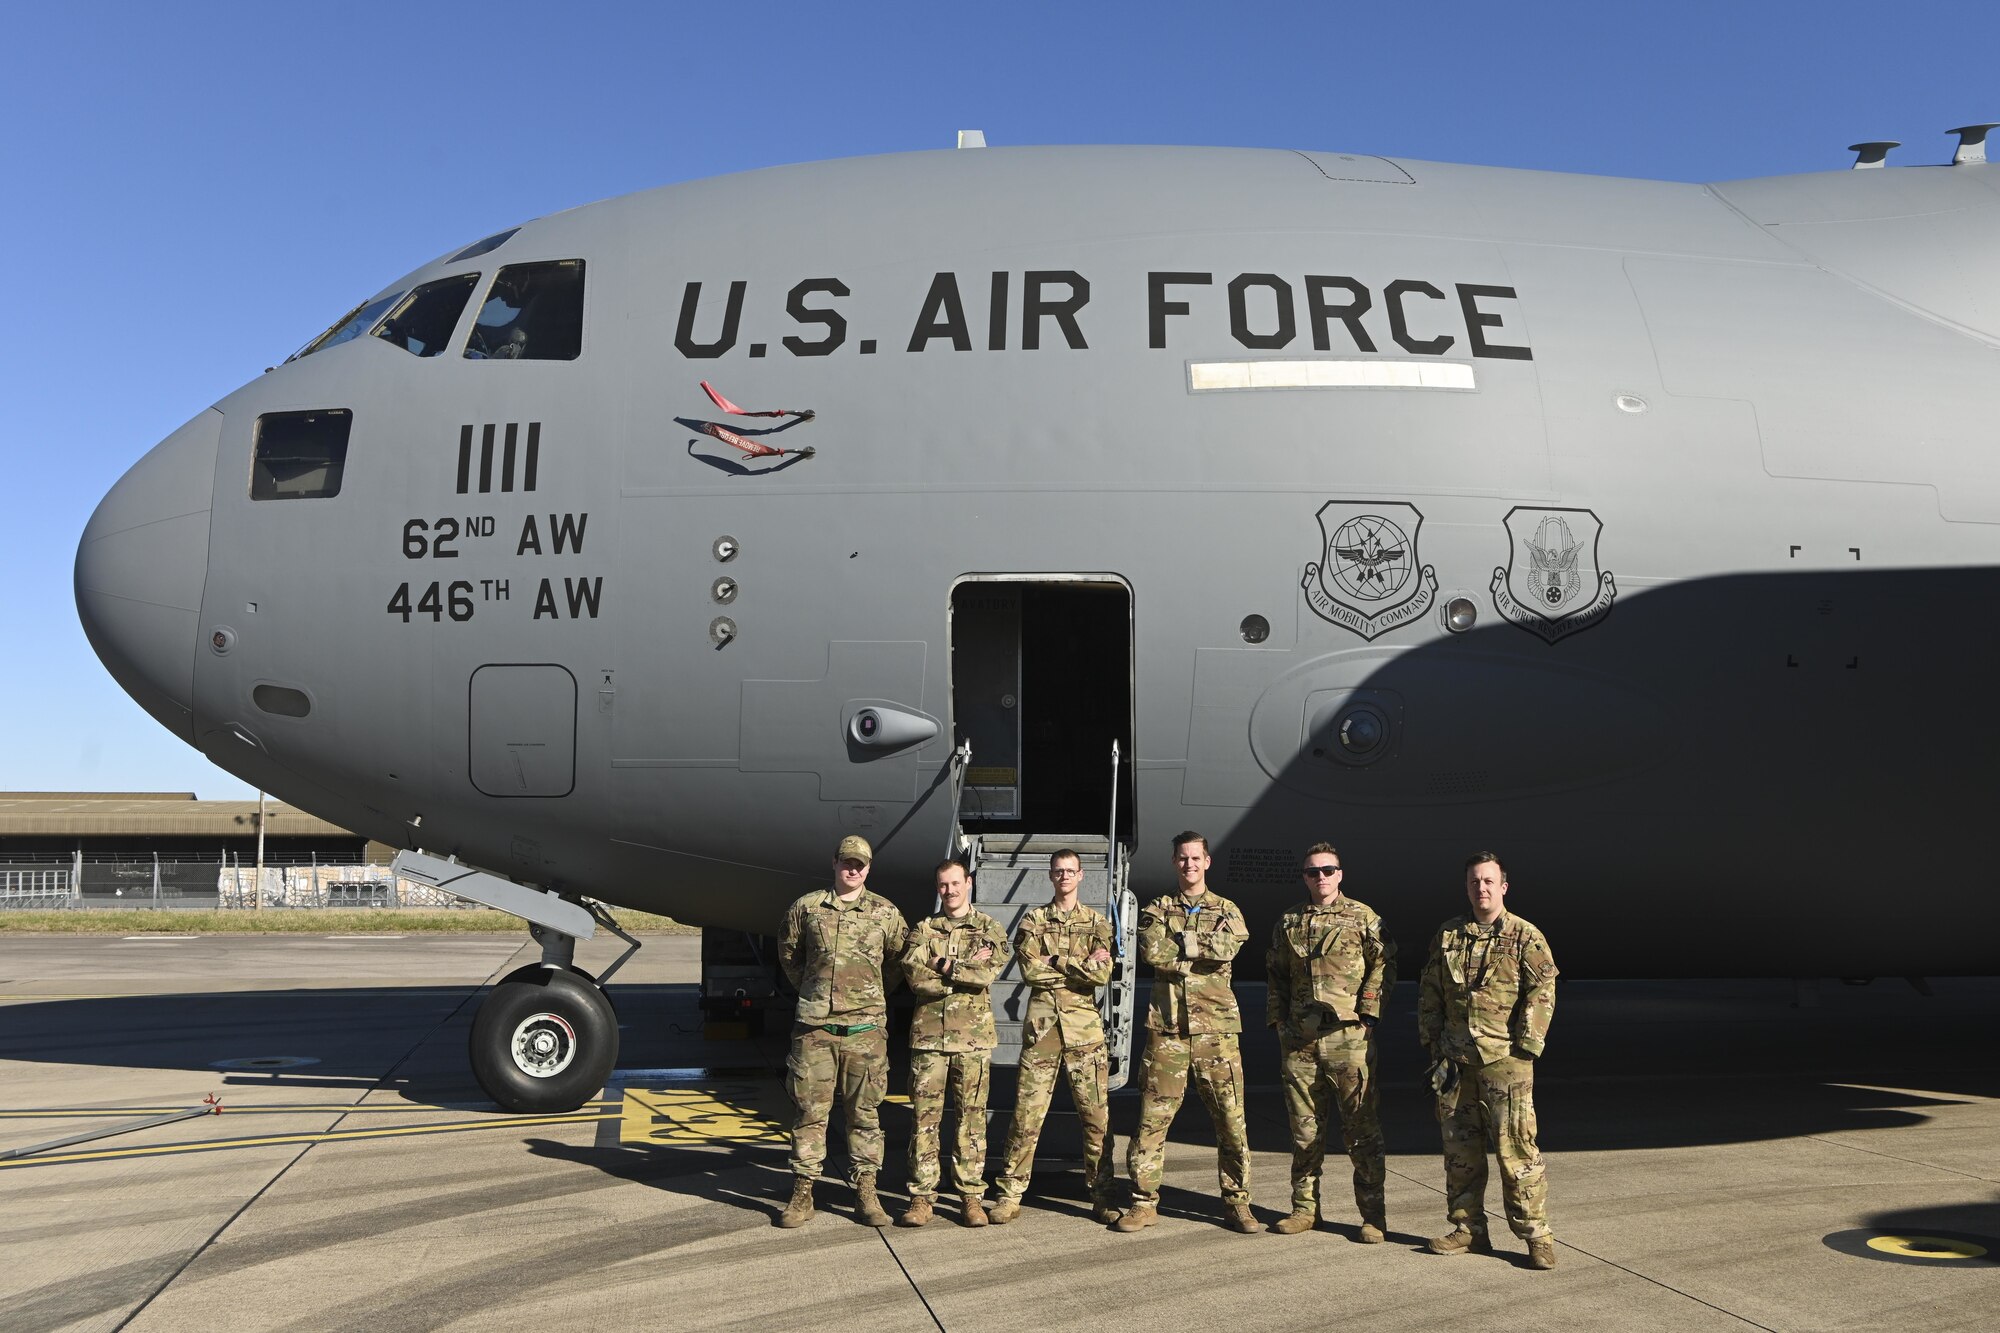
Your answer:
[776,834,909,1228]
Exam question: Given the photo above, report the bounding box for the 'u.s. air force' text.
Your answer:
[673,272,1531,360]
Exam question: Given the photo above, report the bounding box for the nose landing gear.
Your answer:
[390,851,640,1115]
[470,965,617,1112]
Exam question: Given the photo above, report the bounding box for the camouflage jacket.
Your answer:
[780,887,909,1026]
[1267,896,1396,1040]
[902,909,1012,1051]
[1417,911,1557,1066]
[1138,889,1246,1035]
[1016,901,1115,1049]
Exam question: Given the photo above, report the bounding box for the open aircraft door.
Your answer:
[948,578,1138,1090]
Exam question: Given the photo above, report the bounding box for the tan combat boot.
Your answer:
[1427,1225,1494,1255]
[1271,1202,1319,1235]
[853,1175,891,1227]
[777,1176,816,1228]
[1091,1197,1123,1225]
[987,1197,1021,1225]
[1357,1220,1387,1244]
[961,1196,988,1227]
[896,1196,932,1227]
[1528,1236,1558,1269]
[1112,1201,1157,1232]
[1225,1203,1264,1234]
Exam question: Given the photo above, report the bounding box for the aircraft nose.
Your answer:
[74,409,221,743]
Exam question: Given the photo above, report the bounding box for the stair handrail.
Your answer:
[1106,738,1123,954]
[945,739,972,857]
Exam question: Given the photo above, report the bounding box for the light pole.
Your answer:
[254,790,266,912]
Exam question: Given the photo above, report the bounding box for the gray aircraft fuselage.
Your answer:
[77,144,2000,977]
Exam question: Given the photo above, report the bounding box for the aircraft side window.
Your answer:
[250,409,352,501]
[291,290,402,362]
[464,259,585,361]
[372,274,481,358]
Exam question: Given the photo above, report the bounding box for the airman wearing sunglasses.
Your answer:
[1266,843,1396,1240]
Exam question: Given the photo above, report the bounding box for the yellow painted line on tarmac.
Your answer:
[0,1101,621,1119]
[0,1110,613,1169]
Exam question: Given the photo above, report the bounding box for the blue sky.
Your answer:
[4,1,1994,798]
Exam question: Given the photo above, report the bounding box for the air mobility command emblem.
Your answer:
[1302,501,1437,640]
[1491,507,1617,642]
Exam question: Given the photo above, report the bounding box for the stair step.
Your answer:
[977,834,1110,857]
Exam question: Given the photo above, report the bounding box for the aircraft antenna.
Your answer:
[1947,123,1998,165]
[956,129,987,149]
[1848,141,1899,169]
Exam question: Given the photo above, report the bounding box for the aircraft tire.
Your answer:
[492,962,618,1013]
[470,969,619,1113]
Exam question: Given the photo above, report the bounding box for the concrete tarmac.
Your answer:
[0,933,1995,1332]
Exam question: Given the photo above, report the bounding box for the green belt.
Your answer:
[820,1022,878,1037]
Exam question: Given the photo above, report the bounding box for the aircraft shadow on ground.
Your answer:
[5,978,1996,1159]
[523,1136,794,1222]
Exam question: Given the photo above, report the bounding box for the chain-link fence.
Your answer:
[0,858,484,911]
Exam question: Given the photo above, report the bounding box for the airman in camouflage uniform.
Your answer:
[776,834,910,1229]
[1116,831,1261,1234]
[1418,851,1559,1269]
[1266,842,1396,1240]
[991,849,1120,1225]
[897,858,1011,1228]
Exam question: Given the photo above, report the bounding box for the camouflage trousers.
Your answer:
[1435,1054,1549,1239]
[1127,1031,1251,1206]
[786,1024,889,1183]
[1279,1025,1384,1222]
[907,1049,992,1199]
[993,1028,1114,1204]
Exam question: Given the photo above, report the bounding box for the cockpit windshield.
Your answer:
[465,260,585,361]
[373,274,481,357]
[291,290,402,362]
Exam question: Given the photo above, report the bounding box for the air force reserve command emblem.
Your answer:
[1491,507,1617,642]
[1302,501,1437,640]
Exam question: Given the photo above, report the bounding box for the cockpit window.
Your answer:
[447,228,519,263]
[372,274,480,357]
[251,410,351,501]
[292,291,402,361]
[464,260,585,361]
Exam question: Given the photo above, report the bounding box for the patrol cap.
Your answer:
[835,834,873,864]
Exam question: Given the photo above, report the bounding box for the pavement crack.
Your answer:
[876,1229,947,1332]
[1389,1163,1775,1328]
[1554,1239,1780,1331]
[1801,1133,2000,1185]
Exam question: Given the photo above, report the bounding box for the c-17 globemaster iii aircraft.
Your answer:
[76,128,2000,1113]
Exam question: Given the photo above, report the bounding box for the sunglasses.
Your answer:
[1303,866,1341,878]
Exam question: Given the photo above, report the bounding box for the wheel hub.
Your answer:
[509,1011,578,1078]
